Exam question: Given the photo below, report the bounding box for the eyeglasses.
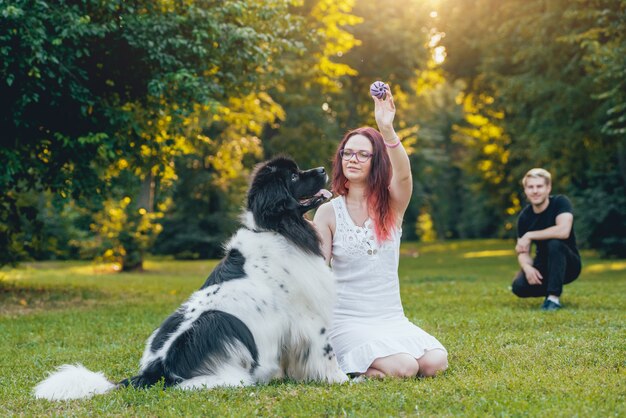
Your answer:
[340,149,373,163]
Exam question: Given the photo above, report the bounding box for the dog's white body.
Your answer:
[34,158,347,401]
[140,214,345,388]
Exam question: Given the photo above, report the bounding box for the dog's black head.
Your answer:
[246,157,331,256]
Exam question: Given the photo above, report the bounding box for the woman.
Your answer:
[313,86,448,378]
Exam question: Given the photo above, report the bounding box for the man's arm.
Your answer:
[514,210,544,285]
[524,212,573,241]
[517,251,543,285]
[516,212,573,254]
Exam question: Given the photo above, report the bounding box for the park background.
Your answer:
[0,0,625,416]
[2,0,625,270]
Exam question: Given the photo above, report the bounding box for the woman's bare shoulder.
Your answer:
[314,200,336,224]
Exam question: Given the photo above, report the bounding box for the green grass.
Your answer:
[1,240,624,417]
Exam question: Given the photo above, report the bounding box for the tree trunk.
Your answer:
[137,172,155,212]
[121,172,155,272]
[617,140,626,186]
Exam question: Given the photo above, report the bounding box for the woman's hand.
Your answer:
[373,84,396,137]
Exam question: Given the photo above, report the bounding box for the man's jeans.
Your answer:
[512,239,582,297]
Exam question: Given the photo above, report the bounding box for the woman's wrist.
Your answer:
[383,133,401,148]
[385,138,401,148]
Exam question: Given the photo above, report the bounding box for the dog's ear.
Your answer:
[250,184,298,214]
[247,164,299,229]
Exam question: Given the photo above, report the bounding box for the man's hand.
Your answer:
[516,235,531,254]
[516,245,540,285]
[523,265,543,285]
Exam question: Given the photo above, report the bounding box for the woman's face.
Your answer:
[341,134,373,185]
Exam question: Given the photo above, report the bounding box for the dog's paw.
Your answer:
[349,375,366,384]
[329,371,349,384]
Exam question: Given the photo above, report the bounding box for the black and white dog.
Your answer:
[34,157,348,401]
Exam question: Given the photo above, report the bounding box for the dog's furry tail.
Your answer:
[33,364,117,401]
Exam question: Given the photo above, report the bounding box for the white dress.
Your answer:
[328,196,446,374]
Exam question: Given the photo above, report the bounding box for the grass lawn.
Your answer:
[1,239,624,417]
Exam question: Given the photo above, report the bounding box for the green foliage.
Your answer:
[402,70,466,240]
[1,241,624,415]
[343,0,431,102]
[451,92,518,238]
[436,0,626,255]
[571,170,626,258]
[2,0,625,262]
[18,191,92,261]
[152,155,239,259]
[560,0,626,137]
[0,0,304,267]
[262,0,362,169]
[83,197,163,271]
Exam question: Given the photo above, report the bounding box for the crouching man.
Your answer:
[512,168,581,311]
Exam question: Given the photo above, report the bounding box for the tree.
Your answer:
[263,0,363,170]
[1,0,304,268]
[437,0,626,255]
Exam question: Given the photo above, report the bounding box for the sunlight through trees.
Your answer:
[2,0,624,268]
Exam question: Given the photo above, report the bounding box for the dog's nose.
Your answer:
[315,167,326,175]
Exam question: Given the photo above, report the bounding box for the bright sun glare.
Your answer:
[428,12,446,65]
[433,45,446,64]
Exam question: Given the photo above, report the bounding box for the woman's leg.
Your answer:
[362,367,386,378]
[362,350,448,378]
[417,349,448,377]
[367,353,420,378]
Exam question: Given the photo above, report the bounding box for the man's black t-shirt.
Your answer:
[517,195,579,261]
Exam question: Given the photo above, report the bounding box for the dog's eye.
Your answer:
[291,173,299,182]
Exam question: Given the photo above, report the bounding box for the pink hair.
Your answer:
[331,127,396,242]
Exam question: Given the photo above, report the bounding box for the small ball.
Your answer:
[370,81,387,99]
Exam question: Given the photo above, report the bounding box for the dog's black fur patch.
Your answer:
[164,310,259,377]
[150,310,185,352]
[122,310,258,388]
[200,248,247,289]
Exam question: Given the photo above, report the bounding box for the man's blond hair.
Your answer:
[522,168,551,187]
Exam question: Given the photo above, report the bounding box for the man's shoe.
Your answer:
[541,299,562,311]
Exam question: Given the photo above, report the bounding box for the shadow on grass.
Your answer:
[0,282,105,315]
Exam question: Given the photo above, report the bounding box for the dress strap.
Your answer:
[331,197,346,227]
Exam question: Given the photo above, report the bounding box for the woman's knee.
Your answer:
[393,360,420,378]
[417,349,448,377]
